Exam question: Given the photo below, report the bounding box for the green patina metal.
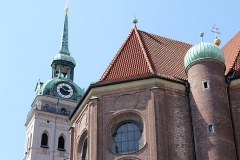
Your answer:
[133,16,138,25]
[52,12,76,65]
[60,13,70,54]
[184,34,225,69]
[35,11,84,102]
[53,53,76,65]
[39,78,84,101]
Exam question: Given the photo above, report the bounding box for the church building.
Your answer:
[69,17,240,159]
[23,7,84,160]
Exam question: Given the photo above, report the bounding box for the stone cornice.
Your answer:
[31,95,78,107]
[70,77,186,123]
[230,78,240,88]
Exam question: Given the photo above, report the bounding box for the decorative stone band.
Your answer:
[37,148,50,155]
[55,152,69,158]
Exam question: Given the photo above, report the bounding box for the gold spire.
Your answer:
[211,24,221,46]
[65,7,69,13]
[214,38,221,46]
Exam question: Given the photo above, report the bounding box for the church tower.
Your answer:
[184,33,237,159]
[23,6,84,160]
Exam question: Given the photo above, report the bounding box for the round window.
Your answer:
[113,122,142,154]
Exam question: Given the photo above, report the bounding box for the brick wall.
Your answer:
[188,60,237,160]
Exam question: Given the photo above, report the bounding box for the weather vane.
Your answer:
[65,0,69,13]
[211,24,221,38]
[66,0,69,8]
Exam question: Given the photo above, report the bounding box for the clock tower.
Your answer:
[23,6,84,160]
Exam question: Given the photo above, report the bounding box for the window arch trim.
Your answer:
[77,130,88,160]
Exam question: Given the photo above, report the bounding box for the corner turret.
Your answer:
[185,32,237,159]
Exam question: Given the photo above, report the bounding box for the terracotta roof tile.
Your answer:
[96,27,153,84]
[222,31,240,75]
[94,27,193,85]
[138,30,192,80]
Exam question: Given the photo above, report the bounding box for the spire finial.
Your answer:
[65,0,69,13]
[133,15,138,26]
[211,24,221,46]
[60,0,70,54]
[200,32,204,42]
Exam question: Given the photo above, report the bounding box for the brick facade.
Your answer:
[70,79,198,160]
[69,63,240,160]
[69,29,240,160]
[188,60,237,160]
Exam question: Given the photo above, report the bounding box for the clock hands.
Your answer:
[60,86,70,92]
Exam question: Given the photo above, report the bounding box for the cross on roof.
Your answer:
[66,0,69,8]
[211,24,221,38]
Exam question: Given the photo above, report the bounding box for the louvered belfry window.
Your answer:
[58,136,65,149]
[41,133,48,146]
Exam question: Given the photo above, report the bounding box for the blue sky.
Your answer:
[1,0,240,159]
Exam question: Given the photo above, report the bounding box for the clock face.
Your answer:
[57,83,73,98]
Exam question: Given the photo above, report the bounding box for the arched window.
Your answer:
[81,138,88,160]
[41,133,48,148]
[113,122,142,154]
[77,130,88,160]
[57,136,65,151]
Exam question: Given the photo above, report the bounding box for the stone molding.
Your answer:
[71,78,186,123]
[117,156,141,160]
[113,94,138,109]
[39,122,52,128]
[55,152,69,158]
[56,125,69,131]
[37,148,50,155]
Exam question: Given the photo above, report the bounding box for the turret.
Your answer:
[184,32,237,159]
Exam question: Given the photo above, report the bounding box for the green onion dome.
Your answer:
[184,32,225,69]
[53,53,76,65]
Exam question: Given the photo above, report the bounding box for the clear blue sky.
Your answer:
[1,0,240,159]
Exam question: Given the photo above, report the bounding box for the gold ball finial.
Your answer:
[214,38,221,46]
[65,7,69,13]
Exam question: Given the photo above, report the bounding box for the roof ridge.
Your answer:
[139,30,193,46]
[134,27,155,74]
[222,31,240,74]
[98,28,135,82]
[232,50,240,71]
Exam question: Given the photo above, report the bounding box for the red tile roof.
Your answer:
[222,31,240,76]
[94,27,192,85]
[93,27,240,86]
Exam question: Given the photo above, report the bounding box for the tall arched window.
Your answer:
[57,135,65,151]
[113,122,142,154]
[41,133,48,148]
[82,138,88,160]
[77,130,88,160]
